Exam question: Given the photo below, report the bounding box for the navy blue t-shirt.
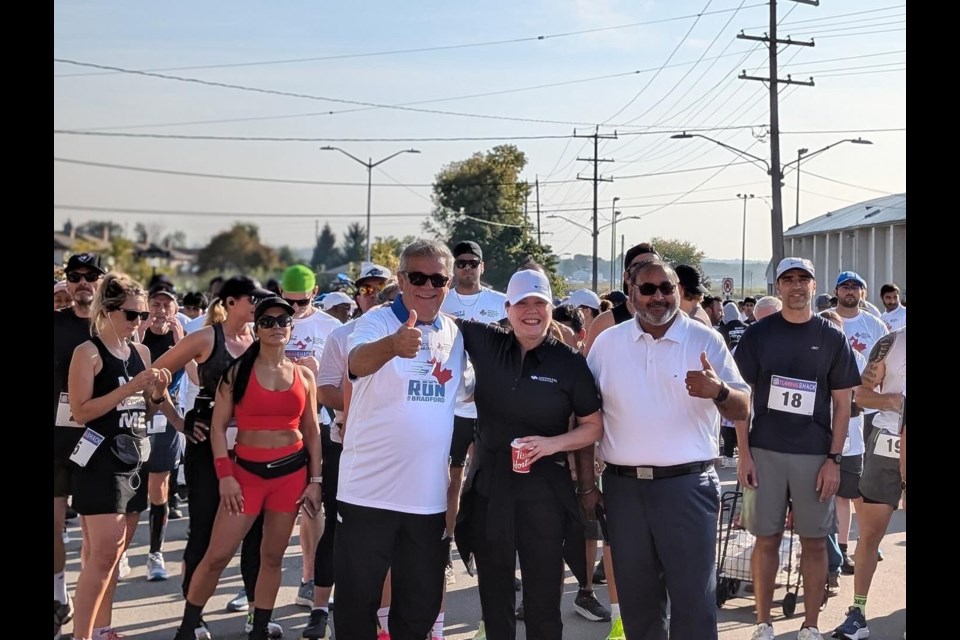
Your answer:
[733,313,862,455]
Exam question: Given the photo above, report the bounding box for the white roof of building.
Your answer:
[785,193,906,237]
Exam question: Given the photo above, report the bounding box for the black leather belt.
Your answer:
[606,460,713,480]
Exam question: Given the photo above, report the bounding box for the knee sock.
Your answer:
[432,612,445,638]
[54,571,68,604]
[149,502,169,554]
[853,594,868,616]
[252,607,274,630]
[378,607,390,633]
[181,601,205,632]
[839,542,849,555]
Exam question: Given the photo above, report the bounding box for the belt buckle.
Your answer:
[636,466,654,480]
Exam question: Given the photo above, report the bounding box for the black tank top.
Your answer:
[612,302,632,325]
[86,337,148,442]
[142,329,176,363]
[196,323,236,398]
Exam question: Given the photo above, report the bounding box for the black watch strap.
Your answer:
[828,452,843,464]
[714,382,730,403]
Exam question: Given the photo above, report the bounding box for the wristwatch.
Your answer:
[827,452,843,464]
[309,476,323,484]
[714,382,731,403]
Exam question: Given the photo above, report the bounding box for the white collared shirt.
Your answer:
[587,311,748,467]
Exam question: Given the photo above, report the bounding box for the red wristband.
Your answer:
[214,457,234,480]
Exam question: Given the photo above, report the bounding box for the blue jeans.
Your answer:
[826,532,842,573]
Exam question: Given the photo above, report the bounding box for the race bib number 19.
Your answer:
[873,432,901,459]
[767,375,817,416]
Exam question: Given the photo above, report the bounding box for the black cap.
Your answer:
[218,276,273,302]
[183,291,208,308]
[623,243,659,269]
[148,282,178,301]
[254,296,295,323]
[675,264,709,295]
[65,253,106,275]
[453,241,483,260]
[606,290,628,306]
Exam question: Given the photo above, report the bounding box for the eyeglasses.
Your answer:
[632,282,676,296]
[256,315,294,329]
[66,271,101,283]
[404,271,451,288]
[455,259,481,270]
[118,309,150,322]
[358,283,383,296]
[282,297,312,308]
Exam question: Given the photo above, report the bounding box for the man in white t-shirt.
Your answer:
[879,282,906,332]
[835,271,889,357]
[337,239,467,640]
[278,264,343,610]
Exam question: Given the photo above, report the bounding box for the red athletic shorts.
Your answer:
[234,441,307,515]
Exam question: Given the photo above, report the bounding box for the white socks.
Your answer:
[377,606,390,633]
[610,603,621,619]
[54,572,68,604]
[433,612,445,638]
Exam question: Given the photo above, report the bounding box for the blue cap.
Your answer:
[836,271,866,288]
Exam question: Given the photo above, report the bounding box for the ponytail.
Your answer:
[220,339,260,406]
[204,297,228,326]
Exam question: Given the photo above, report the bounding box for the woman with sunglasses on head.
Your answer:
[174,297,322,640]
[152,276,280,639]
[67,273,181,640]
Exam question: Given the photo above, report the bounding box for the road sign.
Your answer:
[722,277,734,296]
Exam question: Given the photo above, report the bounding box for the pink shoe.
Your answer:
[377,630,391,640]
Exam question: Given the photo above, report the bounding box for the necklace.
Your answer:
[455,288,483,307]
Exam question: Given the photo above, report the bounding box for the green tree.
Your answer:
[311,223,342,270]
[196,223,280,273]
[369,235,416,273]
[650,236,706,270]
[427,145,560,292]
[276,246,299,267]
[341,223,367,263]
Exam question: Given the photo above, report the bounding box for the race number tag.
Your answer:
[148,414,168,435]
[767,375,817,416]
[55,393,83,428]
[69,428,105,467]
[873,432,901,459]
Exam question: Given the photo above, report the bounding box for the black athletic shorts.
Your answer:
[450,416,476,468]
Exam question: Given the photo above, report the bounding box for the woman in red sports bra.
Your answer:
[173,297,322,640]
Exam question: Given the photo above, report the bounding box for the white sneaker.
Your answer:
[146,551,169,581]
[722,456,738,468]
[116,552,131,580]
[797,627,825,640]
[194,618,212,640]
[751,623,775,640]
[244,612,283,638]
[62,529,71,544]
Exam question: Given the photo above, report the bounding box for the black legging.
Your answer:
[181,439,263,601]
[313,426,342,588]
[721,427,737,458]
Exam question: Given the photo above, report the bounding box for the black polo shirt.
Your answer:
[457,320,601,499]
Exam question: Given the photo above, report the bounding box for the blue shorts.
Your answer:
[145,416,184,473]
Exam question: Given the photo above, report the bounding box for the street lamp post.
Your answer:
[549,213,640,292]
[609,197,620,286]
[319,146,421,264]
[737,193,755,299]
[786,137,873,226]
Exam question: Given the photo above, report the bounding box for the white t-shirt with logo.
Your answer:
[880,305,906,332]
[287,310,342,426]
[340,306,465,514]
[316,319,356,443]
[841,310,889,357]
[441,287,507,419]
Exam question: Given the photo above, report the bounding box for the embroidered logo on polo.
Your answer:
[530,374,558,384]
[407,357,453,403]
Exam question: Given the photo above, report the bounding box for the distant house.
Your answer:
[54,223,198,274]
[54,224,110,267]
[783,193,906,300]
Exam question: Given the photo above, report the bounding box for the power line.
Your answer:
[54,4,768,78]
[816,27,906,39]
[750,3,904,29]
[780,127,905,135]
[800,170,899,195]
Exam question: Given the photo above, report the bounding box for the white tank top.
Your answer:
[872,327,906,435]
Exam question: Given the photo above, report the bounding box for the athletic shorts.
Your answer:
[450,416,476,468]
[234,442,309,515]
[72,464,148,516]
[837,454,863,500]
[741,448,837,539]
[145,417,185,473]
[54,458,73,498]
[859,428,902,510]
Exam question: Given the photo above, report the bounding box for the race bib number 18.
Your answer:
[767,375,817,416]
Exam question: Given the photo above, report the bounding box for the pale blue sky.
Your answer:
[54,0,906,261]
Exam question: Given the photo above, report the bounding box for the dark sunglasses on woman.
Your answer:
[257,315,294,329]
[119,309,151,322]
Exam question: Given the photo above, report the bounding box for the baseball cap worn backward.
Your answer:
[357,264,393,283]
[280,264,317,293]
[65,252,106,275]
[776,257,816,280]
[675,264,709,294]
[254,296,296,323]
[453,240,483,260]
[218,276,274,302]
[567,288,601,310]
[836,270,866,288]
[506,269,553,306]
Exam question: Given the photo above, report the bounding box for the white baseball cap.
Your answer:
[566,288,601,310]
[775,257,815,280]
[321,291,355,310]
[357,264,392,283]
[506,269,553,306]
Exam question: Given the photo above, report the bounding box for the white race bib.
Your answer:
[767,375,817,416]
[69,428,105,467]
[873,432,901,459]
[55,393,83,428]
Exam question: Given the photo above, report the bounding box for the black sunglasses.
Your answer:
[633,282,677,296]
[117,309,150,322]
[66,271,101,283]
[455,259,481,270]
[404,271,451,288]
[282,297,313,307]
[256,314,294,329]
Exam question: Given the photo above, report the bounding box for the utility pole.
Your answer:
[737,193,756,298]
[535,177,541,248]
[575,127,617,291]
[737,0,816,273]
[609,196,620,287]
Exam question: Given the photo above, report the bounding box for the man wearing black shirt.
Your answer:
[53,252,105,634]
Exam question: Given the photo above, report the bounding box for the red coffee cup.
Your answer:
[511,439,533,474]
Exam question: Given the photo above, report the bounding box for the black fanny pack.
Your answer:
[111,433,151,470]
[235,448,308,479]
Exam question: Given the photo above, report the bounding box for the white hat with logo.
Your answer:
[506,269,553,306]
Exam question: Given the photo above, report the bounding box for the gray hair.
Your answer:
[399,239,454,275]
[754,295,783,320]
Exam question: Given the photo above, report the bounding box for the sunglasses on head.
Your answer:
[455,259,481,270]
[282,297,312,307]
[256,314,294,329]
[358,283,383,296]
[633,282,677,296]
[404,272,450,288]
[66,271,101,283]
[117,309,150,322]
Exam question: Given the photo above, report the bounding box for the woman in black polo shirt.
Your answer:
[455,269,603,640]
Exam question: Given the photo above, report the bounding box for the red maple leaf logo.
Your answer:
[429,357,453,385]
[850,336,867,353]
